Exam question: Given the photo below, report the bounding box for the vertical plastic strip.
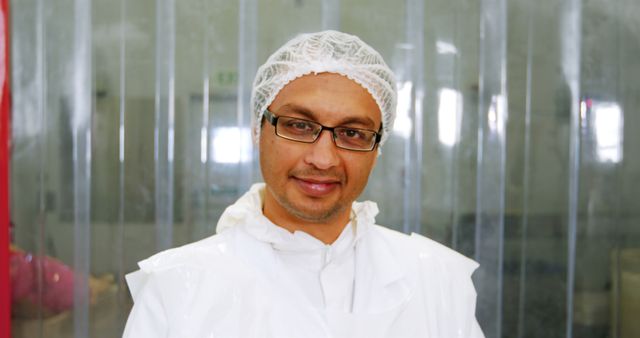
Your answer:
[474,0,508,336]
[115,0,127,328]
[0,0,10,335]
[321,0,340,30]
[35,0,46,330]
[447,2,464,250]
[393,44,412,234]
[10,0,48,332]
[517,2,535,337]
[237,0,257,192]
[154,0,176,251]
[612,3,626,334]
[446,3,459,249]
[561,0,582,337]
[404,0,424,234]
[200,0,211,237]
[71,0,92,337]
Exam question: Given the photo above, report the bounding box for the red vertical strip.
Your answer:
[0,0,10,336]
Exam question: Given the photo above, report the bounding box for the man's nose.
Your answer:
[303,130,340,170]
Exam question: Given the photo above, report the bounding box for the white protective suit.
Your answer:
[123,184,484,338]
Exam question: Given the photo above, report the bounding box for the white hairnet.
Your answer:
[251,30,397,146]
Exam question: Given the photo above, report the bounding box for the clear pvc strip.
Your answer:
[321,0,340,30]
[434,0,463,250]
[516,2,535,337]
[115,0,127,329]
[237,0,257,191]
[474,0,508,336]
[71,0,93,336]
[611,0,634,333]
[8,0,48,332]
[197,0,211,241]
[404,0,425,235]
[561,0,582,336]
[182,0,213,241]
[35,0,47,330]
[154,0,176,251]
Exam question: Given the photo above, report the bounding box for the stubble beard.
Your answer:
[267,184,348,224]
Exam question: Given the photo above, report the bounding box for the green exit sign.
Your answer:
[216,71,238,87]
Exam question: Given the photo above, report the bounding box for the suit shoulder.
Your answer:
[137,229,236,273]
[372,225,479,273]
[126,229,248,300]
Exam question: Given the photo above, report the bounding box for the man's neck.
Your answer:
[262,192,351,245]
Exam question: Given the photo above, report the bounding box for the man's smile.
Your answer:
[291,176,341,197]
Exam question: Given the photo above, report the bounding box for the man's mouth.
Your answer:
[292,176,341,197]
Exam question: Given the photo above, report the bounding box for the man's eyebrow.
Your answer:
[279,103,378,129]
[279,104,317,120]
[337,116,377,129]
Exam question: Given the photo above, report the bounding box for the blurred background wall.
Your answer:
[7,0,640,337]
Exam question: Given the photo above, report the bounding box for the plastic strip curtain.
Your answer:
[71,0,92,336]
[606,0,634,336]
[154,0,176,251]
[404,0,425,235]
[33,4,46,331]
[428,0,464,251]
[194,0,211,243]
[322,0,340,30]
[115,0,127,329]
[8,0,638,336]
[562,0,582,336]
[9,0,48,333]
[117,0,126,240]
[516,2,535,336]
[474,0,508,337]
[237,0,257,192]
[0,0,11,335]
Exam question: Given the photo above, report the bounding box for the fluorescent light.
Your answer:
[211,127,252,164]
[436,40,458,55]
[200,127,208,164]
[487,95,506,136]
[591,101,623,163]
[437,88,462,147]
[393,81,413,138]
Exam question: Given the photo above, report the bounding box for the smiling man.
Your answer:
[260,72,381,244]
[123,30,484,338]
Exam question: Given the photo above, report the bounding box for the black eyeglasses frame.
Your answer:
[262,109,383,152]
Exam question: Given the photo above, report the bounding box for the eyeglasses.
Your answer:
[263,109,382,152]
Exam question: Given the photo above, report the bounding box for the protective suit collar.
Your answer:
[216,183,378,238]
[217,184,379,272]
[215,183,410,315]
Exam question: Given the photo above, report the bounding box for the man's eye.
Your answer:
[292,122,310,129]
[283,120,314,131]
[340,129,365,139]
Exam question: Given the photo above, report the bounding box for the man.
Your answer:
[123,30,484,338]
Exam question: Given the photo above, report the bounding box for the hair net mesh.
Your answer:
[251,30,397,146]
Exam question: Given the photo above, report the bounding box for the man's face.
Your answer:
[259,73,381,224]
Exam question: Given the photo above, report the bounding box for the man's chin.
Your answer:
[284,201,346,224]
[269,186,348,223]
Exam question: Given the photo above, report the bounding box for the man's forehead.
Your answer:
[278,103,379,129]
[271,73,382,127]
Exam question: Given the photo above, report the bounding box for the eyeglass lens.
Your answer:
[276,116,377,151]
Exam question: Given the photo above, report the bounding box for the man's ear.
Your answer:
[374,142,384,159]
[252,115,267,145]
